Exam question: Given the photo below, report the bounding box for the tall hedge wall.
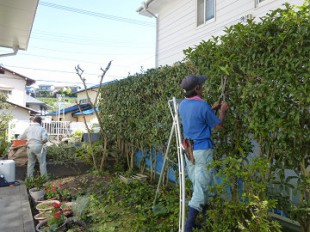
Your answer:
[99,2,309,231]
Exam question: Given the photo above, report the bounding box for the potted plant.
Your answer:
[25,175,47,202]
[63,196,89,231]
[44,182,72,201]
[36,201,67,232]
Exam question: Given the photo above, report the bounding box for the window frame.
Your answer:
[255,0,272,8]
[0,89,12,95]
[196,0,215,27]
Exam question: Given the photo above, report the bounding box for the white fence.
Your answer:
[8,120,90,140]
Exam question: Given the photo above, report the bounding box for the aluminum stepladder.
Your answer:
[153,97,186,232]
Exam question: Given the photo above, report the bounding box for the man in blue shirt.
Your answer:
[179,75,229,232]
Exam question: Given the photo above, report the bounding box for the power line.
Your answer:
[3,65,98,76]
[40,1,155,27]
[3,64,124,79]
[28,45,154,56]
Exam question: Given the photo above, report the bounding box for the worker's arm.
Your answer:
[211,102,221,111]
[215,102,229,129]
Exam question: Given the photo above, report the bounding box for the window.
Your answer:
[79,99,88,104]
[197,0,215,26]
[0,89,12,95]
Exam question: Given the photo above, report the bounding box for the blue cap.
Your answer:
[180,75,207,91]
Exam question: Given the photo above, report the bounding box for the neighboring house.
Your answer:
[137,0,305,67]
[0,67,35,106]
[0,67,39,137]
[49,83,104,123]
[54,85,81,94]
[47,82,113,134]
[0,66,38,121]
[73,82,113,124]
[48,103,91,122]
[38,84,54,91]
[69,85,81,93]
[26,95,51,116]
[37,84,55,97]
[75,84,102,105]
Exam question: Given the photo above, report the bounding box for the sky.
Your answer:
[0,0,156,87]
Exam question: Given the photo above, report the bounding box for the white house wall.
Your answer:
[51,113,76,122]
[5,106,30,121]
[153,0,305,66]
[0,71,27,106]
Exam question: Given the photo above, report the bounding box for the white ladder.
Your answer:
[153,97,186,232]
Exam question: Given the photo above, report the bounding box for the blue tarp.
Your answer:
[135,149,177,182]
[73,107,98,116]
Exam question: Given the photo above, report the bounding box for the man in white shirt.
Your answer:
[19,116,48,177]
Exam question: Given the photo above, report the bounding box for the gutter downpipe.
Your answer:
[143,2,158,68]
[0,46,19,58]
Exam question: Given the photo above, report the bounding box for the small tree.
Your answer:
[75,61,112,170]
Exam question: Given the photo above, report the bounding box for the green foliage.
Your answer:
[36,90,52,98]
[0,93,12,148]
[209,157,281,231]
[38,97,77,112]
[86,177,179,231]
[72,196,90,221]
[46,143,85,164]
[25,175,48,190]
[97,2,309,231]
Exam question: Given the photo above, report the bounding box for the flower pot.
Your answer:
[66,218,86,231]
[34,211,52,222]
[36,200,61,213]
[29,188,45,202]
[35,217,67,232]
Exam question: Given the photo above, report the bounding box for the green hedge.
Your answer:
[99,2,309,231]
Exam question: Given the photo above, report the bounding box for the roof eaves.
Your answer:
[0,66,36,86]
[6,100,39,114]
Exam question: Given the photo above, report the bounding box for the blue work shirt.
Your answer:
[179,97,221,150]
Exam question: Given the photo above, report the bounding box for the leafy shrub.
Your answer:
[46,143,85,164]
[97,1,309,231]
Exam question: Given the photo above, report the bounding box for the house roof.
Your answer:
[0,66,36,85]
[73,81,115,94]
[0,0,39,53]
[7,100,39,115]
[136,0,162,17]
[47,103,90,116]
[73,107,98,116]
[26,95,51,108]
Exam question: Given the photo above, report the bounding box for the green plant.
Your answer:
[25,175,48,190]
[46,143,84,164]
[72,196,89,222]
[95,1,309,230]
[44,182,71,201]
[44,201,66,232]
[85,175,179,231]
